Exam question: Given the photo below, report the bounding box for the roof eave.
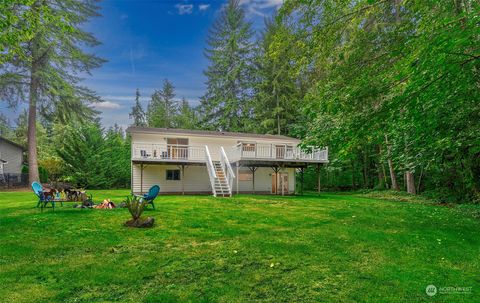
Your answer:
[126,127,300,142]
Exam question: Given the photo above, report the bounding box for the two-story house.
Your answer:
[127,127,328,196]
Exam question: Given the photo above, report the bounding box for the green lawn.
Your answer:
[0,190,478,302]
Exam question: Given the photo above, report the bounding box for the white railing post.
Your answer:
[205,145,217,197]
[220,146,235,196]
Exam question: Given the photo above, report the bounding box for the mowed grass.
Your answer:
[0,190,479,303]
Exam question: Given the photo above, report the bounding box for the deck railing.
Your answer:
[230,143,328,162]
[132,143,206,161]
[205,145,217,196]
[220,146,235,195]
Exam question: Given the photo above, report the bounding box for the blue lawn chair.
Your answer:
[32,181,55,211]
[135,185,160,210]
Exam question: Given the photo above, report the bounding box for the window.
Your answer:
[166,169,181,181]
[241,142,256,152]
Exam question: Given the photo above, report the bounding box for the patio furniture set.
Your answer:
[31,181,160,211]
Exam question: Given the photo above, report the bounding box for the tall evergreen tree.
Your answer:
[199,0,254,131]
[252,17,300,135]
[147,79,178,128]
[129,89,146,127]
[175,98,199,129]
[0,0,104,183]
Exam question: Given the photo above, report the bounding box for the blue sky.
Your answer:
[80,0,282,129]
[1,0,282,129]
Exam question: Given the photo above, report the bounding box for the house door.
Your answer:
[275,145,285,159]
[271,173,289,194]
[167,138,189,159]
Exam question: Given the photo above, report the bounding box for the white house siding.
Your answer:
[132,164,296,195]
[132,164,212,194]
[0,140,23,174]
[233,167,296,194]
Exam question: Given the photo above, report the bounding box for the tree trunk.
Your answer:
[406,171,416,194]
[385,135,400,191]
[376,145,385,189]
[362,150,368,188]
[394,0,401,23]
[351,159,356,189]
[27,88,40,183]
[388,158,399,191]
[28,33,41,184]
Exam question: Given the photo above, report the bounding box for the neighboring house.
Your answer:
[127,127,328,196]
[0,136,25,182]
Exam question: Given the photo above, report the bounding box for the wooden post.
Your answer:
[316,164,321,194]
[236,163,239,194]
[181,164,185,195]
[301,167,305,195]
[281,165,285,196]
[272,166,280,195]
[140,163,144,194]
[249,167,257,194]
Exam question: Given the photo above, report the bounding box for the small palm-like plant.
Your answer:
[124,195,154,227]
[124,195,147,221]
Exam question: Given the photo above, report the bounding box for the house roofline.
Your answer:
[0,136,25,151]
[126,127,301,142]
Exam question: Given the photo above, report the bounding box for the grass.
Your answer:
[0,190,479,302]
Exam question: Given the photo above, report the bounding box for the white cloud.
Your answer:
[199,4,210,11]
[239,0,283,17]
[92,101,122,109]
[175,3,194,15]
[240,0,283,8]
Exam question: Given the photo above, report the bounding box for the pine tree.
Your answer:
[129,89,146,127]
[147,79,178,128]
[0,0,104,183]
[199,0,254,131]
[253,17,300,135]
[176,98,199,129]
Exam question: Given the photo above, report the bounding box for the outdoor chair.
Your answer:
[135,185,160,210]
[32,181,55,211]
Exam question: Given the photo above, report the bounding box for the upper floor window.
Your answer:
[167,138,188,146]
[241,142,256,152]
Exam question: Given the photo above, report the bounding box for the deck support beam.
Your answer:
[181,164,185,195]
[248,166,258,194]
[140,163,144,194]
[236,163,240,195]
[300,167,305,195]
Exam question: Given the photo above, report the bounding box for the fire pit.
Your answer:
[93,199,116,209]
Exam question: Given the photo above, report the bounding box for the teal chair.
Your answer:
[136,185,160,210]
[32,181,55,211]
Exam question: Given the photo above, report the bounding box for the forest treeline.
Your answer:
[1,0,479,202]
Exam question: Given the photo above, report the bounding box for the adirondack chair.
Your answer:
[136,185,160,210]
[32,181,55,211]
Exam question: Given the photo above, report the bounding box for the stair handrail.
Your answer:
[205,145,217,196]
[220,146,235,195]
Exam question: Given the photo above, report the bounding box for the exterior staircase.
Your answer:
[213,161,231,197]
